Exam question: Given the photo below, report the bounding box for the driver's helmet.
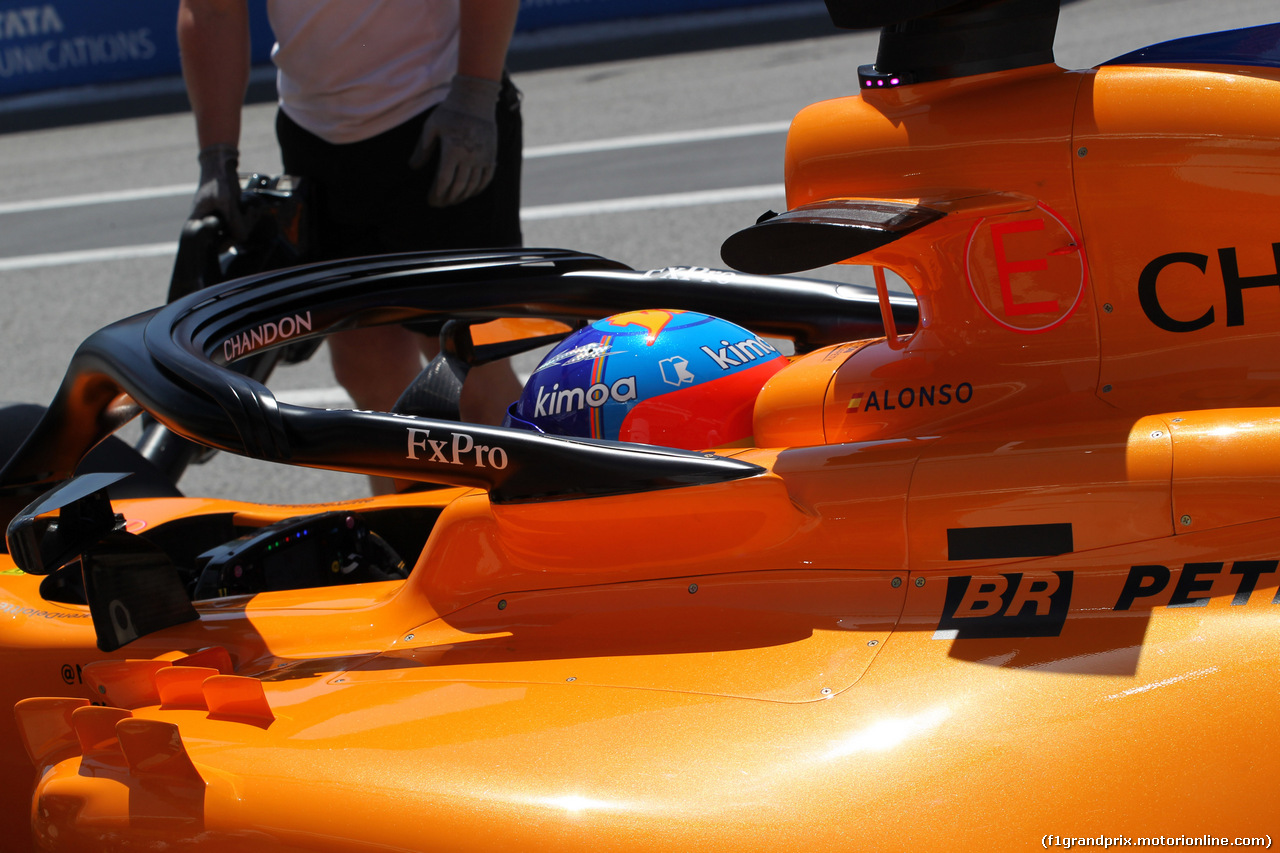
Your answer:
[504,309,787,449]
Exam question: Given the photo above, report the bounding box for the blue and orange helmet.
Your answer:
[504,310,787,449]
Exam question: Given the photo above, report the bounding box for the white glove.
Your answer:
[191,143,246,240]
[409,75,502,207]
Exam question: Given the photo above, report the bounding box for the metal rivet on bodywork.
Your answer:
[1077,147,1088,157]
[867,640,879,647]
[1102,385,1112,393]
[1103,303,1113,313]
[891,577,902,588]
[1151,431,1163,438]
[404,634,414,642]
[821,688,833,696]
[1181,515,1192,526]
[498,599,507,610]
[688,583,698,594]
[914,577,925,588]
[566,677,577,682]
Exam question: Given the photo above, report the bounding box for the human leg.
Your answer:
[327,326,425,412]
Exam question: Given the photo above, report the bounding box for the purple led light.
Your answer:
[889,77,900,85]
[876,79,884,86]
[865,80,873,87]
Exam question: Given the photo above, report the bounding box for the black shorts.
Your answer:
[275,74,523,260]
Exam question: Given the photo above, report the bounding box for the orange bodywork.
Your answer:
[4,38,1280,853]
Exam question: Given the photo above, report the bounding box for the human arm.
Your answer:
[411,0,521,207]
[177,0,250,233]
[457,0,520,82]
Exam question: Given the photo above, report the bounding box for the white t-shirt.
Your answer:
[268,0,460,144]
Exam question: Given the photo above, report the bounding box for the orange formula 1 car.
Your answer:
[2,0,1279,849]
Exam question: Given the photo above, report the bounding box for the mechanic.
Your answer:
[177,0,524,490]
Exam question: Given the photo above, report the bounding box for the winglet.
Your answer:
[721,192,1038,276]
[81,659,169,709]
[116,717,205,783]
[14,697,89,768]
[175,646,235,675]
[721,199,944,275]
[204,675,275,727]
[71,705,132,768]
[156,666,220,711]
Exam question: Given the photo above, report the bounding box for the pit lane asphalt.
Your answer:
[0,0,1275,503]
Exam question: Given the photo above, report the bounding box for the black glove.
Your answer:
[192,143,246,240]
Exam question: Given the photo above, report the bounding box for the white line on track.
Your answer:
[0,183,785,272]
[0,121,790,217]
[523,120,789,159]
[522,183,783,220]
[0,241,178,272]
[0,184,194,216]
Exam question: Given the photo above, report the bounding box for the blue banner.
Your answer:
[0,1,273,99]
[0,0,811,100]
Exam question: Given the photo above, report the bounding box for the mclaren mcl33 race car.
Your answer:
[2,0,1280,850]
